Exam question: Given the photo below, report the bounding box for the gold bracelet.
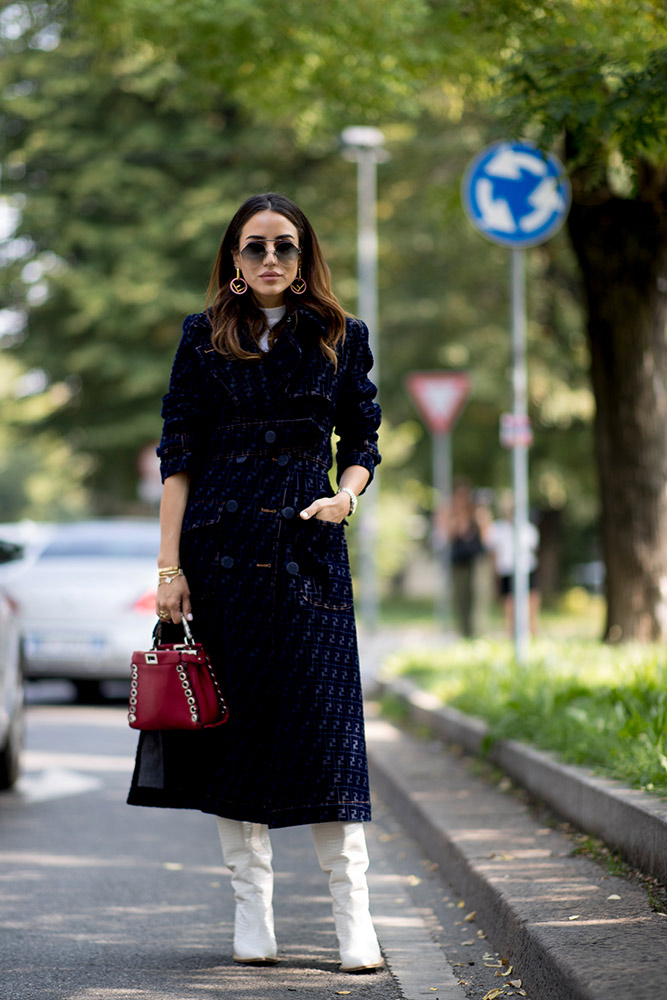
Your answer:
[158,568,183,584]
[158,565,180,575]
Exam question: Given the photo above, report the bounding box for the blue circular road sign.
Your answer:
[462,141,571,248]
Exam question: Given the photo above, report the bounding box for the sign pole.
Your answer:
[511,248,530,664]
[433,430,452,629]
[404,372,471,631]
[462,140,571,664]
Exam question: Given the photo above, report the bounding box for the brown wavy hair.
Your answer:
[205,193,347,368]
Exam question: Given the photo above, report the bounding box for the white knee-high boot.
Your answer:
[311,822,383,972]
[216,817,278,964]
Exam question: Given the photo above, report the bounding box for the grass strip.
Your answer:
[382,639,667,794]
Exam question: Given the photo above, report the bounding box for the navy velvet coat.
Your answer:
[128,306,381,828]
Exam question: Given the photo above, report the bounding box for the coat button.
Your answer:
[236,455,247,463]
[286,561,299,575]
[277,454,289,467]
[264,429,277,444]
[226,500,238,513]
[281,506,295,520]
[221,556,234,569]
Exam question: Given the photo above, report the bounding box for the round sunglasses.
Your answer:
[239,240,301,265]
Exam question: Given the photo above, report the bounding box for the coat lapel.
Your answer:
[195,309,332,412]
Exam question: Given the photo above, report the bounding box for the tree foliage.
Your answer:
[2,0,666,625]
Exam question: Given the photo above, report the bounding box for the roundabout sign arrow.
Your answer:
[462,141,571,248]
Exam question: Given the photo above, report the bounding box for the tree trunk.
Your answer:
[567,163,667,640]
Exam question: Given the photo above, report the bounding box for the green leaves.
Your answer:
[388,638,667,792]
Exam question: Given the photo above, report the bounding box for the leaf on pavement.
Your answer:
[568,914,581,920]
[464,911,477,922]
[457,900,466,908]
[482,989,507,1000]
[607,894,621,900]
[509,981,522,988]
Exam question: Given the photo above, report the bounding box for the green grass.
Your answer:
[382,639,667,794]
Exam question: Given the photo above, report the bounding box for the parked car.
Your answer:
[7,519,160,701]
[0,540,26,788]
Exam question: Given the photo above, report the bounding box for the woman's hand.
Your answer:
[300,493,350,524]
[156,573,192,624]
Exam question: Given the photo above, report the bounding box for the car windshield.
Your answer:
[39,523,159,559]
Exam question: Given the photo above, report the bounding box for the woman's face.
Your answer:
[232,210,301,308]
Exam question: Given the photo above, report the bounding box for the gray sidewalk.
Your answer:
[359,626,667,1000]
[366,713,667,1000]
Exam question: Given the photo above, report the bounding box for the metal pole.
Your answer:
[356,148,380,632]
[433,431,452,630]
[511,248,530,663]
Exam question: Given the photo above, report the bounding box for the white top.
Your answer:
[258,305,287,352]
[485,518,539,576]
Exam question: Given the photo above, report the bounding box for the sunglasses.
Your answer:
[239,240,301,265]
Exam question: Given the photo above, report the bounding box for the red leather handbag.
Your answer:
[128,619,229,731]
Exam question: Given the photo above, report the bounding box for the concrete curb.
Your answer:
[374,676,667,883]
[366,715,667,1000]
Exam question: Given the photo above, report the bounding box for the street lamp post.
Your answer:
[341,126,387,632]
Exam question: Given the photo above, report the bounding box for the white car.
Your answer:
[0,540,26,788]
[8,519,160,700]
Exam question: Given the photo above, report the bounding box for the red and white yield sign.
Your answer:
[405,372,471,434]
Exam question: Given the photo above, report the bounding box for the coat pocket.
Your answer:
[181,499,225,533]
[297,519,353,611]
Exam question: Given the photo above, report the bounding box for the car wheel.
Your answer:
[0,664,25,790]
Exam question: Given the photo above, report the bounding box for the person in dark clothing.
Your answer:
[436,480,485,637]
[128,193,383,971]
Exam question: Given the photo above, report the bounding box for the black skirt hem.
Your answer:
[127,789,372,829]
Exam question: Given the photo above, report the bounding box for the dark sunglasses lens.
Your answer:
[240,242,267,262]
[275,242,300,262]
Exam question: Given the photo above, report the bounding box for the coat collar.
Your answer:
[194,307,326,411]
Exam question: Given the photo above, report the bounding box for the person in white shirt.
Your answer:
[484,490,540,636]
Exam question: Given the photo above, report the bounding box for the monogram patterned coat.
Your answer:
[128,306,381,828]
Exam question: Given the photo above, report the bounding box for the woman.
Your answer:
[436,480,485,638]
[128,193,383,973]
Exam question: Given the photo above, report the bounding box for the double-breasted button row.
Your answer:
[220,557,300,575]
[221,502,296,518]
[232,451,290,466]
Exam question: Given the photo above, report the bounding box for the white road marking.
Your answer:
[16,768,103,803]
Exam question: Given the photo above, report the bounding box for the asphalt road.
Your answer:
[0,683,533,1000]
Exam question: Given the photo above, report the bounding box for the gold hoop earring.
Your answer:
[230,268,248,295]
[290,266,307,295]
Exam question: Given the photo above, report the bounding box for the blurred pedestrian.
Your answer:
[436,479,486,637]
[484,490,540,636]
[128,193,383,972]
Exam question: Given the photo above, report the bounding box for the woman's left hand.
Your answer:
[300,493,350,524]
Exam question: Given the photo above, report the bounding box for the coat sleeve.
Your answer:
[333,318,382,492]
[156,314,205,483]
